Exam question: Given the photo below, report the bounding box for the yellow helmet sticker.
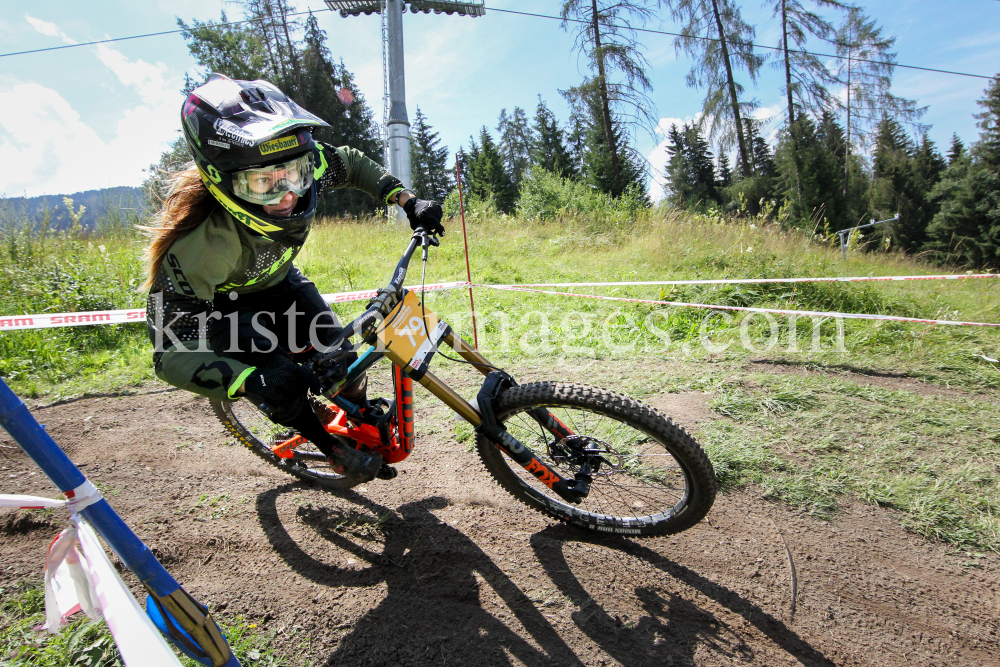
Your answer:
[259,135,301,156]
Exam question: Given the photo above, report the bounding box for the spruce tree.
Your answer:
[497,107,533,190]
[665,124,694,206]
[868,118,943,253]
[716,153,733,189]
[467,127,517,213]
[925,74,1000,268]
[947,133,965,165]
[178,9,383,216]
[665,123,718,208]
[531,97,577,179]
[562,79,647,198]
[410,107,452,202]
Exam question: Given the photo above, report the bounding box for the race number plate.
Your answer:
[375,290,451,380]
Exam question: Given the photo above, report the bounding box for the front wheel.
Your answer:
[475,382,716,537]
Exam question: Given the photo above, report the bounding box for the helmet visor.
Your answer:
[232,154,314,205]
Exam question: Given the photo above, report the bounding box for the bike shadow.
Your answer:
[529,524,836,667]
[255,484,586,666]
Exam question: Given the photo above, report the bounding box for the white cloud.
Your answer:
[25,14,77,44]
[0,45,182,197]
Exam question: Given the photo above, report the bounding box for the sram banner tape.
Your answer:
[2,274,997,330]
[0,282,471,332]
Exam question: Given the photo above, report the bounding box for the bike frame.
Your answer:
[304,231,590,504]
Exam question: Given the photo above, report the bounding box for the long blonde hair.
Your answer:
[141,166,217,289]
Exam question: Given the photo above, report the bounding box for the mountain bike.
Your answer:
[210,229,717,537]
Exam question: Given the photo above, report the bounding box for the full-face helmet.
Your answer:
[180,73,331,245]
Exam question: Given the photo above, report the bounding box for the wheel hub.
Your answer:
[547,435,623,475]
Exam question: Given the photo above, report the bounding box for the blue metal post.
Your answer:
[0,377,240,667]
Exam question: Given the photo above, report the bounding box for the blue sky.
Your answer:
[0,0,997,199]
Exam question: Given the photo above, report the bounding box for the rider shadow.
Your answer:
[530,525,836,667]
[256,486,587,666]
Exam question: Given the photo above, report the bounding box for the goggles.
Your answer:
[232,154,314,205]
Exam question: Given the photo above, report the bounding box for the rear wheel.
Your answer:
[475,382,716,537]
[211,396,357,490]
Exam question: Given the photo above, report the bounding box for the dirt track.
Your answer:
[2,368,999,666]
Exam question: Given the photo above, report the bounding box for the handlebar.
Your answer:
[308,228,438,371]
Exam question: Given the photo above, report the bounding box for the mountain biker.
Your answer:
[142,73,444,483]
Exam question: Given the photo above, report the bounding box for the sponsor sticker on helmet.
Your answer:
[206,139,230,150]
[212,118,254,147]
[259,135,301,155]
[270,118,306,133]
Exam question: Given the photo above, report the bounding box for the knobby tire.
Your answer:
[475,382,716,537]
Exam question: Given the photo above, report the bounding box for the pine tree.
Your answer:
[467,127,517,213]
[497,107,533,190]
[562,79,647,198]
[667,0,764,177]
[947,133,965,165]
[561,0,660,192]
[410,107,452,202]
[835,7,926,199]
[531,97,577,179]
[868,117,943,253]
[925,74,1000,268]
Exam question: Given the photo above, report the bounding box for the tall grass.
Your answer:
[2,200,999,397]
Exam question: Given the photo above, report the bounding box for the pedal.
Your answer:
[376,463,398,480]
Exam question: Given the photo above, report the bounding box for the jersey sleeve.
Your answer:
[317,143,403,204]
[145,214,255,402]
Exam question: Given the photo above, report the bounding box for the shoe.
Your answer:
[326,443,382,482]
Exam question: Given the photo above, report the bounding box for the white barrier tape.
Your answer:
[319,280,471,304]
[3,500,182,663]
[484,285,1000,328]
[486,273,1000,288]
[74,517,183,666]
[0,480,103,513]
[0,281,472,331]
[0,308,147,331]
[2,274,995,331]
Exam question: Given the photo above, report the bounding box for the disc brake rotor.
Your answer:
[547,435,624,475]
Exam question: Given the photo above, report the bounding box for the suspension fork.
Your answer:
[434,333,588,502]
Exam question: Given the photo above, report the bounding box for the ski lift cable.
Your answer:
[486,6,996,81]
[0,3,994,83]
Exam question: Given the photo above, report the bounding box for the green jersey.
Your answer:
[147,144,401,401]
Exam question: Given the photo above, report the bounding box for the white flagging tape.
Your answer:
[487,273,1000,289]
[0,494,182,665]
[0,281,472,332]
[319,280,471,304]
[483,285,1000,328]
[3,274,997,330]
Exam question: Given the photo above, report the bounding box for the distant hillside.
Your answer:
[0,187,147,232]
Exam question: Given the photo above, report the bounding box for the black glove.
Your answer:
[242,356,322,423]
[403,197,445,236]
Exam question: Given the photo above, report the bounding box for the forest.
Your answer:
[156,0,1000,269]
